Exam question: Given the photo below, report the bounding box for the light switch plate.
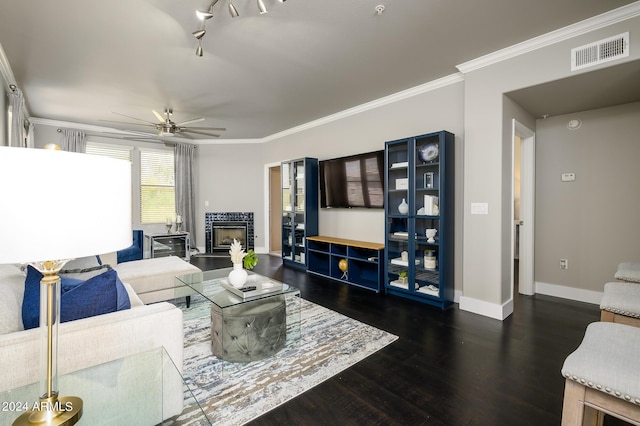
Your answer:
[561,173,576,182]
[471,202,488,215]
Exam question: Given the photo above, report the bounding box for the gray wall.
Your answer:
[535,102,640,293]
[196,143,266,251]
[461,15,640,317]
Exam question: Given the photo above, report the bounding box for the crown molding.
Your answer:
[147,72,464,145]
[457,1,640,74]
[0,42,17,91]
[261,73,464,143]
[30,117,142,136]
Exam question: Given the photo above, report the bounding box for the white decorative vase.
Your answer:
[228,263,248,288]
[398,198,409,214]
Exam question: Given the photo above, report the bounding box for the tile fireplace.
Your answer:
[205,212,254,255]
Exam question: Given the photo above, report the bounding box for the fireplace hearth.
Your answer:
[205,212,254,255]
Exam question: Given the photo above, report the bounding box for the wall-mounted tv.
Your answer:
[319,150,385,209]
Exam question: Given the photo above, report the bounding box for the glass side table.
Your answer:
[175,268,301,374]
[0,347,210,425]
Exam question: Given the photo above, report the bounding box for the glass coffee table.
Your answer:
[175,268,301,370]
[0,347,210,425]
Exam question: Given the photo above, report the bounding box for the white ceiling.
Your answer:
[0,0,638,141]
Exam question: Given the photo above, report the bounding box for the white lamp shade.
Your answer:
[0,147,132,263]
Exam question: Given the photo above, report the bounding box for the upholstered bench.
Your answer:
[600,282,640,328]
[614,262,640,283]
[561,322,640,425]
[113,256,203,305]
[210,294,286,363]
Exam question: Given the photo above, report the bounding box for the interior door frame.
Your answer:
[263,160,282,255]
[512,119,535,296]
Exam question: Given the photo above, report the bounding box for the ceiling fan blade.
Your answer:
[181,129,221,138]
[176,117,205,126]
[185,126,227,131]
[152,109,165,123]
[112,112,157,125]
[99,119,155,127]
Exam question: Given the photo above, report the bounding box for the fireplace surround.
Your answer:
[205,212,254,255]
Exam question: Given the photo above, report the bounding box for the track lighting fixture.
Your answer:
[257,0,268,14]
[193,0,287,57]
[196,10,214,20]
[228,0,239,18]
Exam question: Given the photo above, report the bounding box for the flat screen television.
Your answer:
[319,150,385,209]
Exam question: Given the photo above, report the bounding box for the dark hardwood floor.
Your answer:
[190,254,627,426]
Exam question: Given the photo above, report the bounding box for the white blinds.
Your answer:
[140,148,175,224]
[86,142,133,162]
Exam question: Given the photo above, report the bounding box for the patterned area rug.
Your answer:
[163,295,398,425]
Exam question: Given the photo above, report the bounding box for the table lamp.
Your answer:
[0,147,132,425]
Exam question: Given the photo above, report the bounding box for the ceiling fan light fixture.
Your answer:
[192,29,206,39]
[257,0,268,14]
[229,1,239,18]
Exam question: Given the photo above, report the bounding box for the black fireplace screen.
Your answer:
[205,212,254,254]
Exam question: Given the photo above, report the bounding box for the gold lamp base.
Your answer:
[13,394,82,426]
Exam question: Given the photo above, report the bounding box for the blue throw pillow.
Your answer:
[22,266,131,330]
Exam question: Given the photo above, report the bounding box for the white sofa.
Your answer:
[110,254,202,305]
[0,264,184,408]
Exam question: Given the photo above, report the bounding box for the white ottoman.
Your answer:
[114,256,202,304]
[615,262,640,283]
[600,282,640,327]
[561,322,640,424]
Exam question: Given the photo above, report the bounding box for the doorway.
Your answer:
[268,165,282,255]
[512,120,535,296]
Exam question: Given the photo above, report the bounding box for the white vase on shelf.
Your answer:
[228,263,248,288]
[398,198,409,214]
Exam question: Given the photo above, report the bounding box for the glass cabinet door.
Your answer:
[292,160,306,264]
[385,140,412,291]
[281,162,293,261]
[414,134,441,297]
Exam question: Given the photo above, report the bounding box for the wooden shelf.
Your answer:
[306,236,384,251]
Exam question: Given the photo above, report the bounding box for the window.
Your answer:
[140,148,175,224]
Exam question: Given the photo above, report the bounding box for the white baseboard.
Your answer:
[535,281,602,305]
[459,295,514,321]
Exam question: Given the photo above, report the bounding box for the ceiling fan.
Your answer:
[104,107,226,138]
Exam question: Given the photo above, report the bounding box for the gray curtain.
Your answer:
[10,87,25,147]
[61,129,86,153]
[175,143,197,248]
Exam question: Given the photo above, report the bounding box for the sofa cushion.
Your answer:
[60,255,112,280]
[22,266,131,330]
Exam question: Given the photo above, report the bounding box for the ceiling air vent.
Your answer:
[571,32,629,71]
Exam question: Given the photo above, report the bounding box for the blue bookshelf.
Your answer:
[384,131,455,309]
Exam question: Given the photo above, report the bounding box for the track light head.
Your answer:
[228,1,239,17]
[192,29,206,39]
[257,0,268,14]
[196,10,214,20]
